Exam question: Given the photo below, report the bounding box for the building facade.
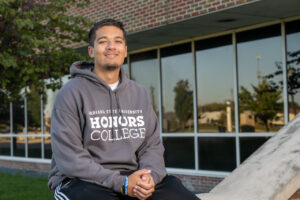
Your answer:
[1,0,300,193]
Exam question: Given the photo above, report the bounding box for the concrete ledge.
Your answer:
[197,113,300,200]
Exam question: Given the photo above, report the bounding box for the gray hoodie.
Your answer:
[48,61,167,192]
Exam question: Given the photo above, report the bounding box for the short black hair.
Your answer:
[88,18,127,46]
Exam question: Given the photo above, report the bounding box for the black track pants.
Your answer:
[54,175,200,200]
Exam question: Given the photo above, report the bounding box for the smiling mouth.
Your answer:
[106,54,118,58]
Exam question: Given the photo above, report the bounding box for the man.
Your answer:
[48,18,199,200]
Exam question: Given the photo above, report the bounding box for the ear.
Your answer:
[125,45,127,58]
[88,46,94,58]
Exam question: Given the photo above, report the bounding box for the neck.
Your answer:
[93,66,120,84]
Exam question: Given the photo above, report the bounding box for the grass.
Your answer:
[0,172,52,200]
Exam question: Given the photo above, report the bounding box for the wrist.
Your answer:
[120,176,129,196]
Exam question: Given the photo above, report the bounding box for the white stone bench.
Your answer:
[197,114,300,200]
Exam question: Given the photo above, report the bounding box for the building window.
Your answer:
[0,92,10,156]
[122,58,129,78]
[130,50,159,115]
[198,137,236,171]
[163,137,195,169]
[161,43,194,133]
[286,20,300,120]
[195,35,235,133]
[239,137,269,162]
[237,24,283,133]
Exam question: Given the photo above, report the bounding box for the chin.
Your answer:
[104,64,119,71]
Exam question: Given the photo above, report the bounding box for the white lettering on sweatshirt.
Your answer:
[88,109,146,142]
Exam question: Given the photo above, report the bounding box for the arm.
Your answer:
[51,107,125,192]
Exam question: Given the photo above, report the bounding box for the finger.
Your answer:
[137,178,155,190]
[134,188,152,200]
[135,185,155,196]
[135,169,151,176]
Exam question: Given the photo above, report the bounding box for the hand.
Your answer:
[133,174,155,200]
[127,169,152,197]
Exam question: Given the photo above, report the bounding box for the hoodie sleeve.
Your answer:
[136,96,167,185]
[51,106,125,192]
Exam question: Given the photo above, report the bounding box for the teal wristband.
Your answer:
[124,176,129,195]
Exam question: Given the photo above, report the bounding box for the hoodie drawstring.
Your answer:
[115,92,123,140]
[109,90,123,142]
[108,90,115,142]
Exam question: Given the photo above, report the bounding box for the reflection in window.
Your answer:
[196,35,235,133]
[286,20,300,120]
[163,137,194,169]
[28,137,42,158]
[198,138,236,171]
[13,99,25,134]
[0,137,10,156]
[43,75,70,135]
[0,92,10,134]
[27,89,42,135]
[161,43,194,133]
[13,136,25,157]
[240,137,269,163]
[44,135,52,159]
[122,58,129,78]
[130,50,159,115]
[237,25,283,132]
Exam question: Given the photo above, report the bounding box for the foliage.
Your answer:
[199,102,226,112]
[0,172,52,200]
[239,78,282,132]
[173,79,193,130]
[265,50,300,115]
[0,0,92,100]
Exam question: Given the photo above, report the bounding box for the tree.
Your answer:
[239,78,282,132]
[265,50,300,115]
[0,0,91,100]
[173,80,193,130]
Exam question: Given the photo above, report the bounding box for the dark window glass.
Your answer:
[196,35,235,133]
[13,136,25,157]
[13,99,24,134]
[240,137,269,163]
[286,20,300,120]
[130,50,159,115]
[163,137,194,169]
[237,25,283,132]
[0,137,10,156]
[122,58,129,78]
[44,135,52,159]
[0,92,10,134]
[28,137,42,158]
[198,137,236,171]
[161,43,194,133]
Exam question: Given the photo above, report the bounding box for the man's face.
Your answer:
[88,25,127,71]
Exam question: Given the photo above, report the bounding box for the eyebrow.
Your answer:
[96,36,125,41]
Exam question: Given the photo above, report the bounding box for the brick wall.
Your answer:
[69,0,257,35]
[170,173,223,193]
[0,160,50,173]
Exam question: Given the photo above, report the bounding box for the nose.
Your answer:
[106,41,116,50]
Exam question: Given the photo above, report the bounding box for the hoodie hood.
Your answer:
[70,61,127,92]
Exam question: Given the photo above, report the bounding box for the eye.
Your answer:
[99,40,107,44]
[116,40,123,43]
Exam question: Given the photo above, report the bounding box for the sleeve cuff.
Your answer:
[113,175,126,193]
